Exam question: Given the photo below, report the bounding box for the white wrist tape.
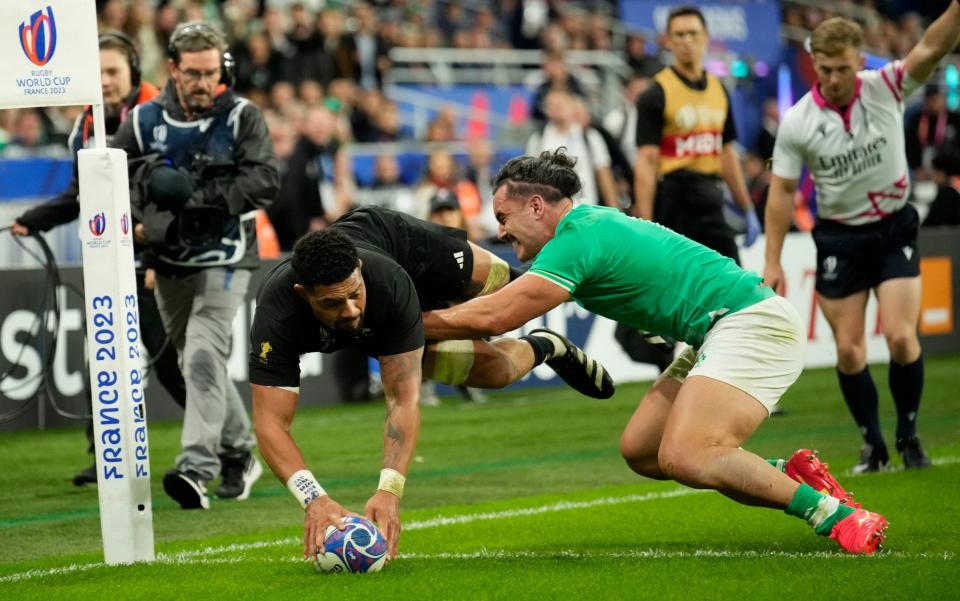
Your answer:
[377,468,406,499]
[287,469,326,509]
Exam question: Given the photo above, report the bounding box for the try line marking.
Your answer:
[1,487,703,583]
[3,457,958,584]
[2,547,953,584]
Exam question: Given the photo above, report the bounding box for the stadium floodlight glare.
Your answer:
[730,59,749,79]
[946,64,959,110]
[0,0,154,565]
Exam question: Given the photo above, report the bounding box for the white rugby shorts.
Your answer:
[665,295,806,413]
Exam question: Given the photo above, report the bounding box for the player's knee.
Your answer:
[835,340,866,371]
[657,440,702,485]
[475,362,516,389]
[619,437,664,479]
[884,328,918,359]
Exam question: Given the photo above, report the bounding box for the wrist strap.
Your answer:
[377,468,406,499]
[287,469,326,509]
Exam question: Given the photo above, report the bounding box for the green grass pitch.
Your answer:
[1,356,957,599]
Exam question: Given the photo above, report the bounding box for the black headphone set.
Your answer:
[167,21,235,89]
[98,31,142,88]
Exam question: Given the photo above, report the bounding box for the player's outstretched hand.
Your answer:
[763,262,787,296]
[303,496,357,559]
[365,490,401,560]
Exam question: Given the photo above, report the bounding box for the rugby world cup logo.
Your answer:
[120,213,130,235]
[89,212,106,238]
[19,6,58,67]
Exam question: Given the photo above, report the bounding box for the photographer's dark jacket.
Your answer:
[113,80,279,276]
[15,82,160,232]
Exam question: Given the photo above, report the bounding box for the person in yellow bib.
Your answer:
[633,5,759,263]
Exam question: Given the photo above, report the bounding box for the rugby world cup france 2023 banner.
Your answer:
[619,0,782,65]
[0,0,102,108]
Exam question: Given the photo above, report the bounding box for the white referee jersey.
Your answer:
[772,60,922,225]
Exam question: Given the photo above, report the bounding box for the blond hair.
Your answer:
[809,17,863,56]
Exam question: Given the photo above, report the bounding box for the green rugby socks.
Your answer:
[785,483,855,536]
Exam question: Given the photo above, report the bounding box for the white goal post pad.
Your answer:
[77,148,155,565]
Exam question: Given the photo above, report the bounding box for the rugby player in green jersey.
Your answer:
[423,149,888,554]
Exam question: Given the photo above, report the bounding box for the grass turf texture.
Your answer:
[1,356,957,599]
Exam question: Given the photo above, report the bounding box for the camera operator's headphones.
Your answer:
[167,21,235,88]
[99,31,141,89]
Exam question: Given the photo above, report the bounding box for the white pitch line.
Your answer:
[398,548,956,561]
[404,487,706,531]
[4,546,952,584]
[0,562,105,584]
[0,487,703,583]
[3,456,959,584]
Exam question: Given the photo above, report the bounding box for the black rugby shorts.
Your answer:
[812,205,920,299]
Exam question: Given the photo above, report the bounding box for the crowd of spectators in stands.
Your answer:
[2,0,959,243]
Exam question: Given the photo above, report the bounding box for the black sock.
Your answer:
[837,367,885,449]
[889,354,924,440]
[521,334,555,366]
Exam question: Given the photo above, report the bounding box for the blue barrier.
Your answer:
[0,147,527,201]
[0,158,74,200]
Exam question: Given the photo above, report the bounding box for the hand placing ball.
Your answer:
[314,516,388,573]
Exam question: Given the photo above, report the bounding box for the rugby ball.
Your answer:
[314,516,388,573]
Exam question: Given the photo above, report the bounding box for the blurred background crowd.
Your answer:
[2,0,959,261]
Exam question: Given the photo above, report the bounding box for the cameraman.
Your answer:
[7,33,183,487]
[112,22,279,509]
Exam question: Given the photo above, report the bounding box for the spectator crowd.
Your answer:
[2,0,958,254]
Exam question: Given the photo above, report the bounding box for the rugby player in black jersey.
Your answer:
[248,207,613,561]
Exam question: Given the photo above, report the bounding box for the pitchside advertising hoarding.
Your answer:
[0,1,102,108]
[2,230,958,433]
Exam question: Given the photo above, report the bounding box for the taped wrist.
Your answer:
[377,468,406,499]
[287,469,326,509]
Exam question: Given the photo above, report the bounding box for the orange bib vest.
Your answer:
[653,67,728,176]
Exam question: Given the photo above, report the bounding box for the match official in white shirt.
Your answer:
[764,5,960,472]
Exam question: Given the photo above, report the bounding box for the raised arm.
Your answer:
[251,383,353,559]
[762,175,799,295]
[364,346,424,559]
[423,274,570,340]
[903,2,960,85]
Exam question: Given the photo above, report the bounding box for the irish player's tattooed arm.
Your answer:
[904,2,960,85]
[762,175,799,296]
[251,383,354,559]
[365,346,424,559]
[423,274,570,339]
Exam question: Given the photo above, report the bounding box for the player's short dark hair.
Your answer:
[493,148,582,204]
[666,5,707,32]
[291,229,359,288]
